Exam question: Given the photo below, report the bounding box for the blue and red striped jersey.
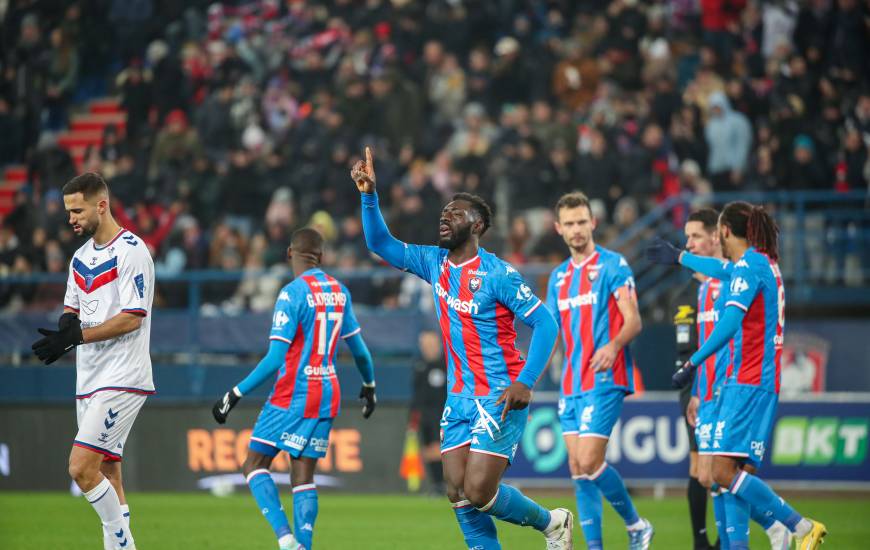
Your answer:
[545,246,636,396]
[267,268,361,417]
[403,245,542,398]
[695,278,732,402]
[724,248,785,393]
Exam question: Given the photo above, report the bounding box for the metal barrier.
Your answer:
[609,190,870,309]
[1,190,867,364]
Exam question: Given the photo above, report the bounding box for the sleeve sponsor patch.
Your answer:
[134,273,145,298]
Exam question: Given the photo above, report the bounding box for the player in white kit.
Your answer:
[32,173,154,550]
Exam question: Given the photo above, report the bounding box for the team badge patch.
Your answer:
[468,277,482,293]
[588,265,601,282]
[85,274,95,291]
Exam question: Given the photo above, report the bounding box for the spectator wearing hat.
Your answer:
[491,36,532,106]
[786,134,829,191]
[149,109,204,180]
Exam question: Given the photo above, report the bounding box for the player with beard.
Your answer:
[544,192,653,550]
[32,173,155,550]
[351,147,573,550]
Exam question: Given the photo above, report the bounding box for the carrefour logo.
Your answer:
[772,417,868,466]
[521,407,566,474]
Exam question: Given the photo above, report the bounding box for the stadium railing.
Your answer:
[0,190,866,377]
[606,190,870,310]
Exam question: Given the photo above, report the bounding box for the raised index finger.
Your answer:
[365,146,373,171]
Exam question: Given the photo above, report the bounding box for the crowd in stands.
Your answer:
[1,0,868,310]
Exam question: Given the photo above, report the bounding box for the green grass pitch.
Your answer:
[1,492,866,548]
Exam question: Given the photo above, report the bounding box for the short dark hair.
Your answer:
[62,172,108,200]
[291,227,324,254]
[452,192,492,235]
[687,208,719,233]
[555,191,592,215]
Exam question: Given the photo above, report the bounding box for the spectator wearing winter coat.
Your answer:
[705,91,752,191]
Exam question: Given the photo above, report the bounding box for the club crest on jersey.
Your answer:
[588,265,601,281]
[468,276,482,293]
[90,257,98,266]
[85,274,95,290]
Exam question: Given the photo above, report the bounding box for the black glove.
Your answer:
[31,318,84,364]
[58,312,79,330]
[646,238,682,265]
[359,383,376,419]
[672,360,697,389]
[212,388,242,424]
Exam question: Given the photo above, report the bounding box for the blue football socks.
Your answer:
[723,489,750,548]
[589,463,641,527]
[730,470,803,531]
[573,475,603,549]
[247,469,292,540]
[479,484,551,531]
[453,500,502,550]
[711,486,730,550]
[293,484,319,549]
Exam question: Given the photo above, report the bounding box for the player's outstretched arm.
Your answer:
[212,339,290,424]
[680,252,733,281]
[351,147,406,269]
[646,238,733,280]
[344,333,376,418]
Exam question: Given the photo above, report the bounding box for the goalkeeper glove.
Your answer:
[359,383,376,419]
[672,360,697,389]
[646,238,682,265]
[32,316,84,364]
[212,387,242,424]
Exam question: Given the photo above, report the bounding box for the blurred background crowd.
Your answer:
[1,0,868,311]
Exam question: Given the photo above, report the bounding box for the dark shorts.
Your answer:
[418,405,443,446]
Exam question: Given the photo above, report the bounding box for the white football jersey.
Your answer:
[63,228,155,398]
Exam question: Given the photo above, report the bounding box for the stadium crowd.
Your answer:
[1,0,868,310]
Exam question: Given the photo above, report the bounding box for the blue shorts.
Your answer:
[439,394,527,463]
[709,384,777,464]
[559,389,625,439]
[249,405,333,459]
[694,391,722,454]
